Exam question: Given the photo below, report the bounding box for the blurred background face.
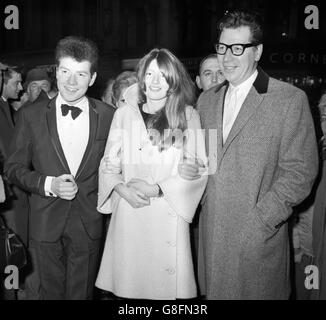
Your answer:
[196,56,225,91]
[3,71,23,99]
[144,59,169,102]
[116,87,128,108]
[321,106,326,138]
[27,80,51,102]
[56,56,96,105]
[217,26,262,86]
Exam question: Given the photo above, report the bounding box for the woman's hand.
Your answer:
[127,178,159,198]
[114,183,150,208]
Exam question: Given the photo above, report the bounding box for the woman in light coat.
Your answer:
[96,48,207,299]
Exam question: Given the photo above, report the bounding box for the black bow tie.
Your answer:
[61,104,82,120]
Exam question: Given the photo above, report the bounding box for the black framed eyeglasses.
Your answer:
[215,42,259,56]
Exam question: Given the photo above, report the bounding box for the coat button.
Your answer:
[166,268,175,275]
[166,241,176,247]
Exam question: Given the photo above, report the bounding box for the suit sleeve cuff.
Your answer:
[44,176,57,197]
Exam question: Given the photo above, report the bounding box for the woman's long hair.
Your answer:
[137,48,196,151]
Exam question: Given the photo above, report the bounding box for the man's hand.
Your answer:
[127,178,159,198]
[51,174,78,200]
[115,183,150,209]
[178,153,206,181]
[178,162,201,180]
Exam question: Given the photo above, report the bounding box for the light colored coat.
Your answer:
[197,68,319,300]
[96,84,207,299]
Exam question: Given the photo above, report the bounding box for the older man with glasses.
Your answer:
[179,9,318,299]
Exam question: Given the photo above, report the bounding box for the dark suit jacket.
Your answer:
[0,98,30,245]
[0,98,14,158]
[5,96,115,242]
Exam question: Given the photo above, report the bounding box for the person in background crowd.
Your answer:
[23,68,52,106]
[195,54,225,92]
[96,48,207,299]
[111,71,137,108]
[101,78,115,107]
[311,90,326,300]
[179,9,318,299]
[0,62,8,206]
[5,36,115,300]
[0,62,29,300]
[0,65,28,245]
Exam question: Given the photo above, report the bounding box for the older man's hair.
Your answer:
[55,36,99,74]
[198,54,218,75]
[218,9,264,44]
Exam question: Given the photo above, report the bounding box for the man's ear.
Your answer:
[254,44,263,62]
[89,72,97,87]
[195,75,202,90]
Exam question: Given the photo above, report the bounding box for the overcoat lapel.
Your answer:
[75,98,98,180]
[219,68,269,163]
[46,98,70,173]
[214,85,226,160]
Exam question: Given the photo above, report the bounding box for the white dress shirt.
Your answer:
[223,70,258,144]
[45,93,90,196]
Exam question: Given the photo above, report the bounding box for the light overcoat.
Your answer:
[197,68,319,299]
[96,84,208,299]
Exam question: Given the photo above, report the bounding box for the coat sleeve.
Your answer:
[158,107,208,223]
[97,109,124,214]
[4,109,46,196]
[253,90,319,233]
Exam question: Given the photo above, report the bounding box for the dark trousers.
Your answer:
[29,212,101,300]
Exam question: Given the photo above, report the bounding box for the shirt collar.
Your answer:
[1,96,7,102]
[56,93,88,112]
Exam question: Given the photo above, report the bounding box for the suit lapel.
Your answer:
[46,98,71,173]
[75,98,98,180]
[0,99,14,128]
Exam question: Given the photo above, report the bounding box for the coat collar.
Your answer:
[214,67,269,95]
[252,67,269,94]
[124,83,141,113]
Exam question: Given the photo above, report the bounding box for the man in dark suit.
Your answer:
[0,65,29,246]
[1,63,29,300]
[5,36,115,300]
